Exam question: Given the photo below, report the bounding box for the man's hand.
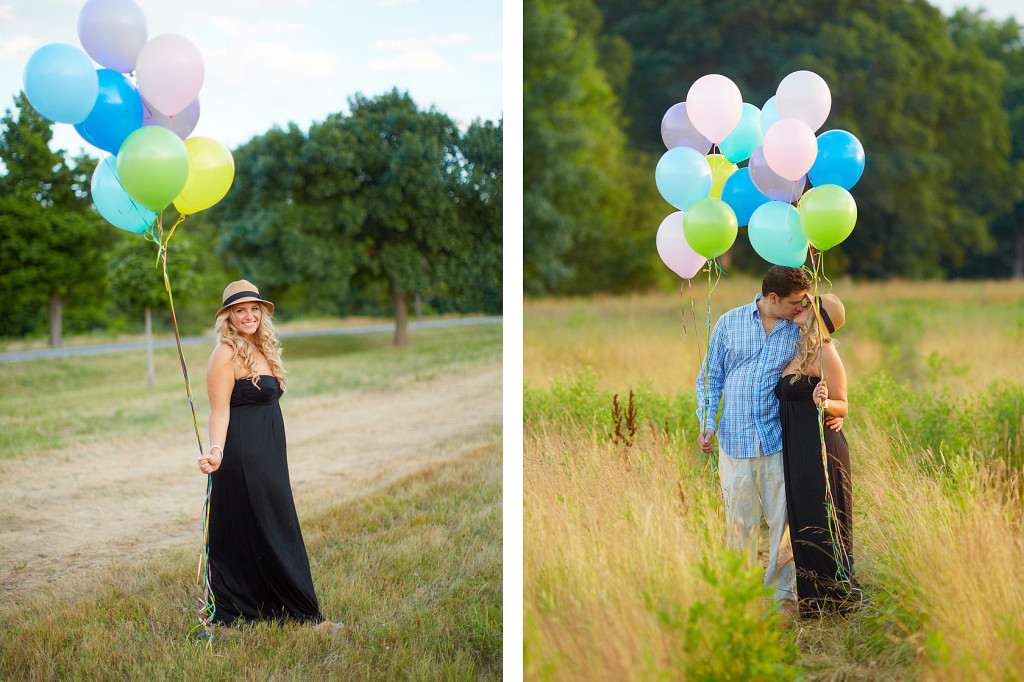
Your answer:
[697,428,716,454]
[825,415,843,432]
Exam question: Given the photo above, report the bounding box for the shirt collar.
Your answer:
[750,292,794,329]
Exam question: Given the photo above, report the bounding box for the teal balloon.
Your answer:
[760,96,780,134]
[116,126,189,212]
[91,156,157,233]
[719,103,763,163]
[808,129,865,190]
[720,167,770,227]
[748,201,808,267]
[655,146,712,211]
[682,197,738,260]
[23,43,98,123]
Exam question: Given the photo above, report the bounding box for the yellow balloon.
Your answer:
[172,137,235,215]
[706,154,737,200]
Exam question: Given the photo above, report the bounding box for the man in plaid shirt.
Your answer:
[696,266,841,615]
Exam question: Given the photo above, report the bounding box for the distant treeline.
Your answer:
[0,90,502,342]
[525,0,1024,294]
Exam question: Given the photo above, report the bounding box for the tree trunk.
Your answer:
[1013,233,1024,279]
[393,280,409,348]
[49,293,62,348]
[145,306,154,388]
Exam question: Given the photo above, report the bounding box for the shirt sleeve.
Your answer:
[696,315,727,433]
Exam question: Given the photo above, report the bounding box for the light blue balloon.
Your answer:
[747,200,808,267]
[760,96,780,135]
[655,146,712,211]
[23,43,99,124]
[808,129,865,190]
[74,69,144,155]
[721,167,770,227]
[719,103,764,164]
[90,156,157,233]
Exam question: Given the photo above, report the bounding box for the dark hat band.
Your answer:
[222,290,263,308]
[816,299,835,334]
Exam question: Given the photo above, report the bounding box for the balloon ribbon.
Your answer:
[146,214,217,644]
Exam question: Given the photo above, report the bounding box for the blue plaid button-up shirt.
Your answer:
[695,293,801,458]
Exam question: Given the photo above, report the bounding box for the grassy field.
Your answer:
[0,320,501,460]
[0,322,502,680]
[524,280,1024,681]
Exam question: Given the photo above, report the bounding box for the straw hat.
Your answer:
[816,293,845,335]
[216,280,274,320]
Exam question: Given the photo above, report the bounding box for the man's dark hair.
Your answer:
[761,266,810,299]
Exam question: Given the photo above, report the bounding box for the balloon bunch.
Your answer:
[23,0,235,233]
[22,0,234,644]
[655,70,864,277]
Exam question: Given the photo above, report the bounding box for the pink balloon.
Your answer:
[685,74,742,145]
[763,119,818,182]
[776,70,831,132]
[135,34,204,117]
[656,211,707,280]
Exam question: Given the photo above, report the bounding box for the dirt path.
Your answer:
[0,363,502,599]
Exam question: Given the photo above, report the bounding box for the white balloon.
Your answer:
[656,212,706,280]
[776,70,831,132]
[686,74,743,145]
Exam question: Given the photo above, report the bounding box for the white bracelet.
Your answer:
[209,445,223,456]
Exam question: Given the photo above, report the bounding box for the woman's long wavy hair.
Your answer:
[789,310,833,383]
[214,302,286,391]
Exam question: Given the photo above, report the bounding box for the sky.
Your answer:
[931,0,1020,19]
[0,0,503,157]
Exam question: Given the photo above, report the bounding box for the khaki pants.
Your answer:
[718,446,796,603]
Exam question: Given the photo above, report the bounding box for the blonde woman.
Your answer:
[774,293,861,617]
[197,280,339,632]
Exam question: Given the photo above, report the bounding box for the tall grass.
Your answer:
[524,287,1024,680]
[0,441,502,680]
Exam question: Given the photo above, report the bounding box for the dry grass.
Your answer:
[524,282,1024,680]
[524,278,1024,397]
[0,442,502,681]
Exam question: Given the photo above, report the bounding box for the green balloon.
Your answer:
[682,197,738,260]
[116,127,190,212]
[799,184,857,251]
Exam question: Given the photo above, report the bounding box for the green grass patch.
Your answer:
[0,441,502,681]
[0,323,501,460]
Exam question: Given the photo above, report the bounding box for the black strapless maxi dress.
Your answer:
[775,374,861,616]
[208,375,323,625]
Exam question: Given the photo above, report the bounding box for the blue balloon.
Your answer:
[720,168,770,227]
[655,146,712,211]
[90,156,157,233]
[760,96,780,135]
[748,201,808,267]
[74,69,144,155]
[719,103,764,164]
[808,129,865,190]
[23,43,98,124]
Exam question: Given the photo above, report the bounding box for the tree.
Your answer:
[444,118,503,314]
[589,0,1021,278]
[108,232,197,386]
[524,0,662,296]
[341,89,469,347]
[0,94,111,344]
[946,10,1024,278]
[210,121,363,318]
